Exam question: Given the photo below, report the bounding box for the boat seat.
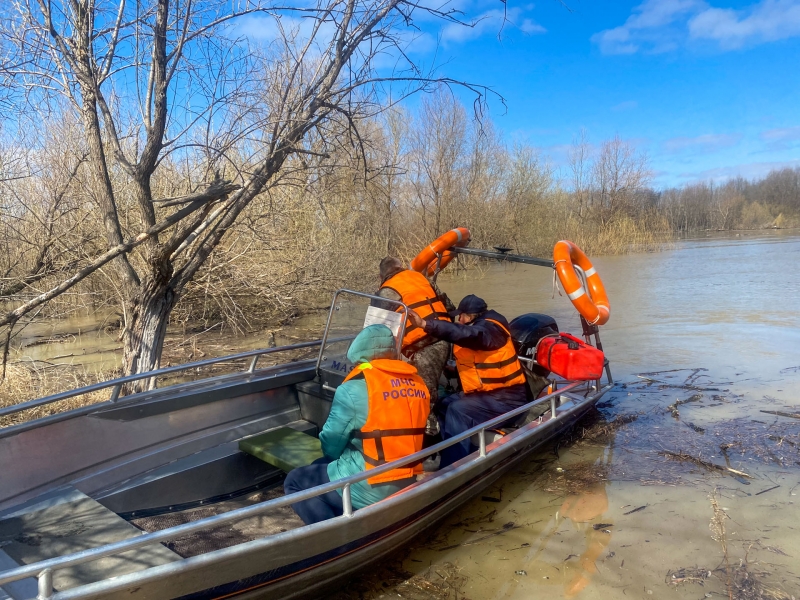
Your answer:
[239,427,324,472]
[0,486,180,593]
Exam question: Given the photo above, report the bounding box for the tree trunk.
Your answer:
[122,260,176,392]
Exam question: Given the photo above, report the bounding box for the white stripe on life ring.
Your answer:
[585,266,597,277]
[453,229,462,242]
[568,287,586,301]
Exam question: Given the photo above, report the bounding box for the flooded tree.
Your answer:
[0,0,491,389]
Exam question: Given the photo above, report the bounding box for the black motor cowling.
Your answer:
[509,312,558,359]
[509,312,559,393]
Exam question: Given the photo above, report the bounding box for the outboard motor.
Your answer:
[509,313,558,379]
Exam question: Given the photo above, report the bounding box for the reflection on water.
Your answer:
[550,481,611,598]
[336,232,800,600]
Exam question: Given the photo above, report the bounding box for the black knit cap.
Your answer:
[450,294,488,317]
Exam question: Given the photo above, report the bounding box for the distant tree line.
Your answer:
[657,170,800,232]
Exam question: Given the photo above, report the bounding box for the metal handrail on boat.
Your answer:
[0,336,356,421]
[0,380,604,598]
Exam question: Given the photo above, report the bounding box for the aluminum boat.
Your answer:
[0,246,613,600]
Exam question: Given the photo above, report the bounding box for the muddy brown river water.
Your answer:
[9,231,800,599]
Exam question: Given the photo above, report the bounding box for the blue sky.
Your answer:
[402,0,800,188]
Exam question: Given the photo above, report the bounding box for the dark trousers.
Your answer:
[283,457,344,525]
[435,384,529,468]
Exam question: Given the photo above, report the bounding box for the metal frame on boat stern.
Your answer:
[0,376,613,599]
[314,289,409,377]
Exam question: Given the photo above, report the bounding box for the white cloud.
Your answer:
[441,7,545,44]
[760,125,800,149]
[663,132,742,153]
[611,100,639,111]
[679,158,800,181]
[592,0,705,54]
[236,12,437,67]
[689,0,800,48]
[236,14,337,46]
[593,0,800,54]
[761,125,800,140]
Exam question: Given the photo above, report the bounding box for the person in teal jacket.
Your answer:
[284,325,418,524]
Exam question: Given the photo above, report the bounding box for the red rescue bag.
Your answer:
[536,333,605,381]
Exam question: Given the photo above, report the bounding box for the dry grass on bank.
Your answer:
[0,363,113,428]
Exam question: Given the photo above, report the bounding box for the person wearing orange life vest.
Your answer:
[407,294,529,468]
[284,325,429,524]
[374,256,454,433]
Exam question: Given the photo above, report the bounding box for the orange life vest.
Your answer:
[454,319,526,393]
[380,270,450,349]
[343,359,430,484]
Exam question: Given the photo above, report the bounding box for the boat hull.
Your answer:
[63,390,603,600]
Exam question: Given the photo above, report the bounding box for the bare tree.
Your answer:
[503,144,552,250]
[409,88,467,238]
[568,128,591,220]
[0,117,94,302]
[376,109,409,254]
[0,0,493,390]
[591,135,651,226]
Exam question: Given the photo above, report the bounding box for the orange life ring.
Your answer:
[410,228,471,277]
[553,241,610,326]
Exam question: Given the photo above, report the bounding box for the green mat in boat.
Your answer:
[239,427,324,472]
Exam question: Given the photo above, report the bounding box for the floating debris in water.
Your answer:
[660,450,752,481]
[666,567,711,586]
[623,505,647,515]
[761,409,800,420]
[684,421,705,433]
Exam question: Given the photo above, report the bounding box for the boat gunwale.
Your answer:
[0,379,601,591]
[0,335,357,424]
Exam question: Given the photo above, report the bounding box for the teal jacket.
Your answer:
[322,325,415,509]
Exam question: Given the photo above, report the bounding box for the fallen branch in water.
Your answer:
[767,435,797,448]
[636,375,720,392]
[760,410,800,420]
[624,505,647,515]
[436,522,521,551]
[660,450,753,480]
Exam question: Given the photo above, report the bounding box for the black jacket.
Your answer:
[423,310,511,351]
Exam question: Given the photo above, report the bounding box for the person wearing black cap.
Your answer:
[408,295,529,467]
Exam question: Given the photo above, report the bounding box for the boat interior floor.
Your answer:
[130,486,304,558]
[0,486,180,595]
